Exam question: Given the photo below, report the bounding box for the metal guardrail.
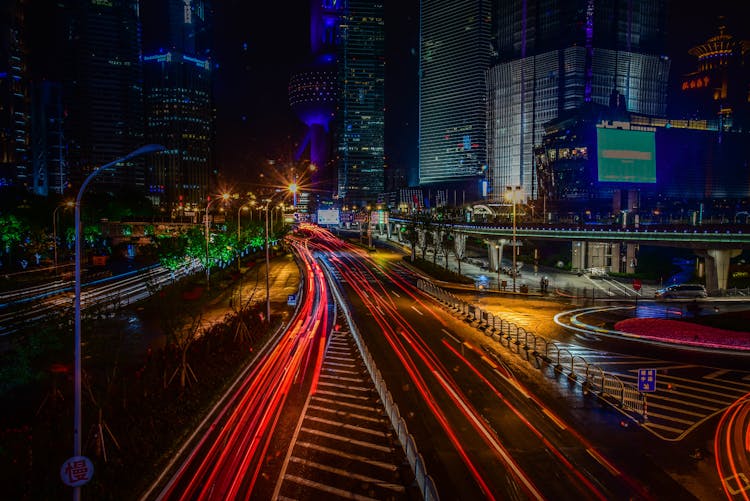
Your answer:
[417,279,647,420]
[322,260,439,501]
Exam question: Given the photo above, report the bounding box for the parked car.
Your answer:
[655,284,708,300]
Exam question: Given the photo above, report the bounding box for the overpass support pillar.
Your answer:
[699,249,740,292]
[571,241,586,272]
[487,240,506,271]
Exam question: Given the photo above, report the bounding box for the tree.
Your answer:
[0,214,29,269]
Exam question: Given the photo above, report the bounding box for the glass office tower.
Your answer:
[418,0,492,198]
[487,0,670,202]
[335,0,385,207]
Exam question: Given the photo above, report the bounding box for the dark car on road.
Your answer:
[655,284,708,300]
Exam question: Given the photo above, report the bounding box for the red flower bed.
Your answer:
[614,318,750,351]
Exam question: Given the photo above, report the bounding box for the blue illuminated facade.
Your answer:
[289,0,342,203]
[487,0,670,204]
[143,0,213,209]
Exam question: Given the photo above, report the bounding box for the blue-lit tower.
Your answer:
[289,0,342,202]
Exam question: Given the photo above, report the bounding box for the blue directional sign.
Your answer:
[638,368,657,392]
[287,294,297,306]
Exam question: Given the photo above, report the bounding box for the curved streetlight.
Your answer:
[204,192,231,291]
[71,144,164,500]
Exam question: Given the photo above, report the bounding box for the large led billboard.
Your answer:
[596,128,656,183]
[317,209,340,225]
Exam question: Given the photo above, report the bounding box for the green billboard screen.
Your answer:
[596,128,656,183]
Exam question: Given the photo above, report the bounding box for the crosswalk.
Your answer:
[540,343,750,440]
[275,330,412,500]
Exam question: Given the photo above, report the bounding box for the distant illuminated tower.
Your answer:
[289,0,342,202]
[677,21,750,131]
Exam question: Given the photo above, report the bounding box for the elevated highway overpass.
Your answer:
[387,219,750,291]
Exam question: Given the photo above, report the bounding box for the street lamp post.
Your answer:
[71,144,163,501]
[264,199,271,322]
[506,186,523,292]
[204,193,230,291]
[236,198,255,272]
[53,201,74,274]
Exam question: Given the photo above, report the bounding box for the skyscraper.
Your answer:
[0,0,30,190]
[335,0,385,207]
[63,0,145,191]
[418,0,492,199]
[142,0,213,209]
[487,0,670,202]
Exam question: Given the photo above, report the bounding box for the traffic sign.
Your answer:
[638,368,657,392]
[632,278,642,291]
[287,294,297,306]
[60,455,94,487]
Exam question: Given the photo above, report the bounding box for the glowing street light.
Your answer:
[70,144,164,501]
[236,196,256,272]
[204,192,231,291]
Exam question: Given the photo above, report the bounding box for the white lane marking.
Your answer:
[410,305,423,315]
[295,441,397,471]
[288,457,406,492]
[299,427,393,453]
[441,328,461,344]
[284,474,381,500]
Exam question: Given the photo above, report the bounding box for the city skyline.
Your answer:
[2,0,749,203]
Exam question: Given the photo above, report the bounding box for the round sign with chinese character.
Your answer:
[60,455,94,487]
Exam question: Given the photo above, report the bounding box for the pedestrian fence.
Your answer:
[417,279,647,419]
[323,263,439,501]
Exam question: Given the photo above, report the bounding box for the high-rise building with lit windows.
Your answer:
[486,0,670,203]
[142,0,213,209]
[63,0,145,191]
[418,0,492,198]
[0,0,30,190]
[335,0,385,207]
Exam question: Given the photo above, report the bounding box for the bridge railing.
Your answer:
[329,269,440,500]
[417,279,646,422]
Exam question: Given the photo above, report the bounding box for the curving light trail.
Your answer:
[304,224,654,500]
[714,391,750,500]
[156,237,329,500]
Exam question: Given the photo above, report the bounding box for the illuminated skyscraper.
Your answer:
[335,0,385,207]
[487,0,670,202]
[418,0,492,198]
[63,0,145,191]
[142,0,213,209]
[0,0,30,190]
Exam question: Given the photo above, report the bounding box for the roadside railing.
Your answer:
[323,261,439,501]
[417,279,647,420]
